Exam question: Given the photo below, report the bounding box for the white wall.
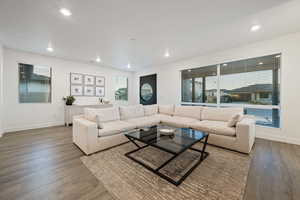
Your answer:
[3,48,134,132]
[0,43,3,137]
[133,31,300,145]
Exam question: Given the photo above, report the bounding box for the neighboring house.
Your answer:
[225,84,273,104]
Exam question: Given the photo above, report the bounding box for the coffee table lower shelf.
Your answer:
[125,136,209,186]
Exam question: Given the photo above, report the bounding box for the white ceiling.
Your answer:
[0,0,300,71]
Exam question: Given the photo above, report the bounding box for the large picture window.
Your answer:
[181,54,281,128]
[19,63,52,103]
[115,76,128,101]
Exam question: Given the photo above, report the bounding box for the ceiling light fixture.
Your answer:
[164,49,170,58]
[96,56,101,63]
[60,8,72,16]
[188,69,191,72]
[223,63,228,66]
[251,25,261,32]
[275,55,281,58]
[259,62,263,65]
[127,63,131,69]
[47,43,53,52]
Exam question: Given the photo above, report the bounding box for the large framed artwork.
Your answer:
[84,86,95,96]
[71,85,83,96]
[70,73,83,84]
[84,75,95,85]
[96,76,105,86]
[95,87,105,97]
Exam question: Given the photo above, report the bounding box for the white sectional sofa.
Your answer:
[72,104,256,155]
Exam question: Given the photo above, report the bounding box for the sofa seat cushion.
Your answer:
[125,116,160,128]
[98,121,136,137]
[191,120,236,137]
[160,116,199,128]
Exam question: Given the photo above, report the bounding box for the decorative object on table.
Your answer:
[84,75,95,85]
[84,86,94,96]
[63,96,76,105]
[159,128,175,136]
[95,87,105,97]
[70,73,83,84]
[95,76,105,86]
[70,85,83,96]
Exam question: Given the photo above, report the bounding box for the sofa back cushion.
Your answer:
[119,105,145,120]
[84,107,120,122]
[144,104,158,116]
[159,105,174,116]
[174,105,203,120]
[201,107,244,122]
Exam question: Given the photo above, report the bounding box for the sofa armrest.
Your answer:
[236,116,256,153]
[73,117,98,155]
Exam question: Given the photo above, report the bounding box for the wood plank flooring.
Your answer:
[0,126,299,200]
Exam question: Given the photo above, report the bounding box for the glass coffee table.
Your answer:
[124,125,209,186]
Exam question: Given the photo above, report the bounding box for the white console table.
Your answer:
[64,104,113,126]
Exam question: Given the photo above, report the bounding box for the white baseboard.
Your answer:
[256,133,300,146]
[3,121,64,133]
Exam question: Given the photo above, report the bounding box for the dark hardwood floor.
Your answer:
[0,126,299,200]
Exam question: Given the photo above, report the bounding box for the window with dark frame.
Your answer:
[181,54,281,128]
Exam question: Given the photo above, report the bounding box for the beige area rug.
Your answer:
[81,142,252,200]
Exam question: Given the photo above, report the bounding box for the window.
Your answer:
[181,65,218,103]
[220,55,280,105]
[181,54,281,128]
[19,63,52,103]
[115,76,128,101]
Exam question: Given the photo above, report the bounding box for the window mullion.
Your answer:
[217,64,221,107]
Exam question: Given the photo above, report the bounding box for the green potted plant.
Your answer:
[63,96,76,106]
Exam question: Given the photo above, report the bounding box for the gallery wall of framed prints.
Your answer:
[70,73,105,97]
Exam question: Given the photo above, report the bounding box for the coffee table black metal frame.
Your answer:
[124,127,209,186]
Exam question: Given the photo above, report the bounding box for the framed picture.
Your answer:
[84,86,94,96]
[70,73,83,84]
[84,75,95,85]
[95,87,105,97]
[70,85,83,96]
[96,76,105,86]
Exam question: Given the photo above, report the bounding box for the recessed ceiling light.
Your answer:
[60,8,72,16]
[47,43,53,52]
[127,63,131,69]
[164,49,170,58]
[259,62,263,65]
[46,47,53,52]
[251,25,261,32]
[223,63,228,66]
[275,55,281,58]
[96,57,101,63]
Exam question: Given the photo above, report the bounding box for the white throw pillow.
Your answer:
[144,105,158,116]
[227,114,241,127]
